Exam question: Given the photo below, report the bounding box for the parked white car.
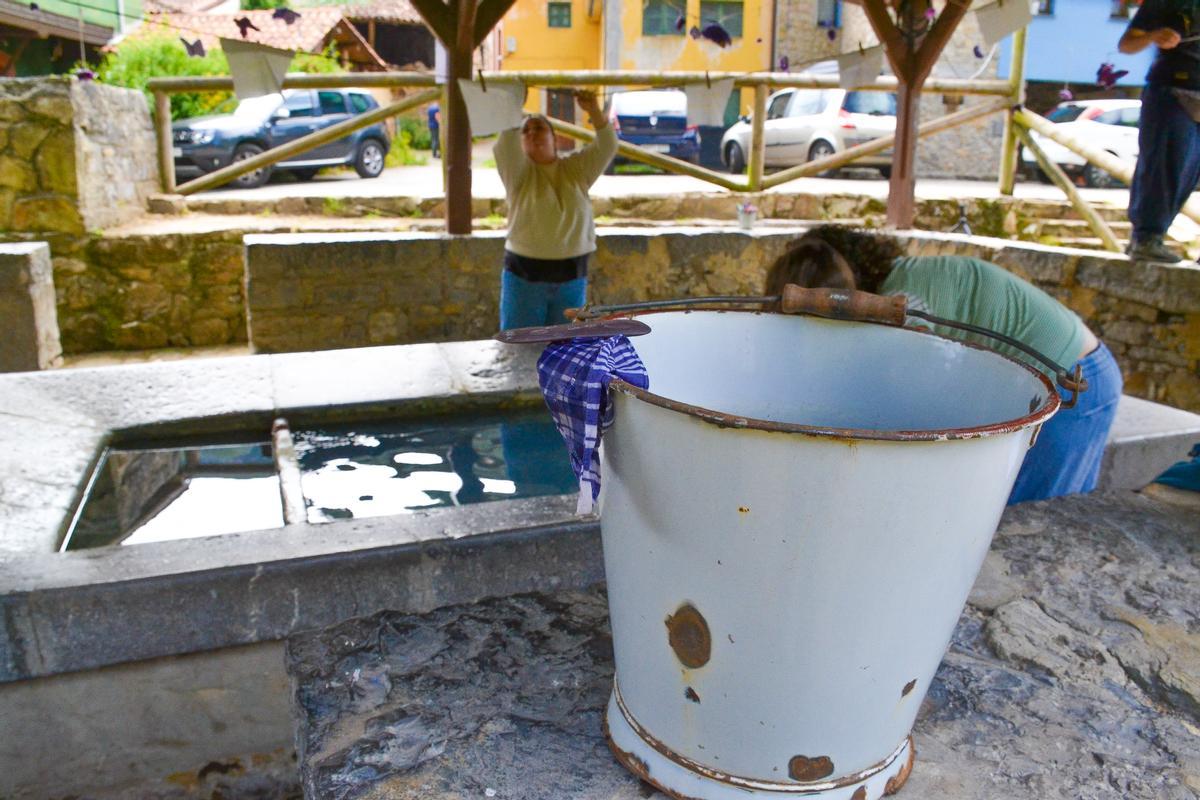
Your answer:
[720,87,897,176]
[1021,98,1140,188]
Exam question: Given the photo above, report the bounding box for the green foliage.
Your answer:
[384,127,428,167]
[97,33,345,121]
[241,0,287,8]
[397,116,432,150]
[97,33,234,120]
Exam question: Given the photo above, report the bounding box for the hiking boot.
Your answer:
[1126,236,1183,264]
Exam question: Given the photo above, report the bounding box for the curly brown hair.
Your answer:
[766,225,903,295]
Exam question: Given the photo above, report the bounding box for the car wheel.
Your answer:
[232,143,271,189]
[726,142,746,174]
[878,165,891,180]
[1083,161,1122,189]
[290,168,319,182]
[355,139,386,179]
[808,140,837,177]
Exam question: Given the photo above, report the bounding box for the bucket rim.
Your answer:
[607,308,1061,442]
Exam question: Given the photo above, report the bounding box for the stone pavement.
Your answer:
[287,490,1200,800]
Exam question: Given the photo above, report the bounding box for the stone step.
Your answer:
[1015,199,1129,223]
[1035,218,1133,238]
[1099,395,1200,491]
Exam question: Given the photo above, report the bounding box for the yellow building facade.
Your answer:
[499,0,771,120]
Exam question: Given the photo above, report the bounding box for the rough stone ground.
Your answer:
[287,490,1200,800]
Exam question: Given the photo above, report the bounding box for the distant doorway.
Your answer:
[546,89,577,151]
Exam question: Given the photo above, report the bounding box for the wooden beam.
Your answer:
[176,89,441,195]
[1015,126,1122,253]
[761,97,1008,189]
[444,0,476,234]
[154,91,175,193]
[549,118,749,192]
[747,83,768,190]
[473,0,518,47]
[911,0,971,86]
[407,0,456,45]
[861,0,908,81]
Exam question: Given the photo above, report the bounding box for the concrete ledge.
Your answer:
[0,495,599,683]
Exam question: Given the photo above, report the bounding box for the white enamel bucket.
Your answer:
[599,309,1059,800]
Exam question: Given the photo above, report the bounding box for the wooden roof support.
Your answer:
[860,0,972,229]
[407,0,518,233]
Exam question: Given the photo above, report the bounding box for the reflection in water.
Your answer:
[293,411,576,523]
[63,411,576,549]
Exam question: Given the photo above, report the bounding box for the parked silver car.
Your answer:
[720,88,897,176]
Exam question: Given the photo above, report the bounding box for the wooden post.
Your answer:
[154,91,175,193]
[997,26,1027,196]
[442,0,477,234]
[861,0,970,229]
[888,81,919,228]
[747,83,768,190]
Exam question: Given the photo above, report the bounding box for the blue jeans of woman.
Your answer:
[1008,342,1122,504]
[499,270,587,330]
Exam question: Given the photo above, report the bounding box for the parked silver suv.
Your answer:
[720,88,897,176]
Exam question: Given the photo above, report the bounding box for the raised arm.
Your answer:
[566,90,618,187]
[493,125,526,188]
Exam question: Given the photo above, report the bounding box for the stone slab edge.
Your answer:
[0,495,600,683]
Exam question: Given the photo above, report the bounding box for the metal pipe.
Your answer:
[997,26,1027,196]
[748,83,768,191]
[760,97,1008,190]
[147,71,1012,96]
[271,418,308,526]
[1014,125,1122,253]
[548,118,749,192]
[175,88,441,195]
[154,90,175,193]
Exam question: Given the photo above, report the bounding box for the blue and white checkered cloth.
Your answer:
[537,335,649,514]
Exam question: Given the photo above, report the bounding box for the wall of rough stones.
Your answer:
[245,229,1200,413]
[0,77,159,235]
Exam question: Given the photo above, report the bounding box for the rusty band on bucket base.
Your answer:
[611,680,912,794]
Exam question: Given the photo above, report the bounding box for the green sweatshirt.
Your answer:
[494,125,618,260]
[881,255,1088,372]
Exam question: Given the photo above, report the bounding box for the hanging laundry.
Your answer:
[684,78,735,127]
[221,37,293,100]
[837,45,884,90]
[456,79,526,137]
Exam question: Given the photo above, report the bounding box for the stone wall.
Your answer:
[0,77,159,235]
[245,229,1200,412]
[0,242,61,371]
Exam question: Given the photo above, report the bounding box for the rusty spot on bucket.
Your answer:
[788,755,834,782]
[884,738,915,795]
[902,679,917,697]
[684,687,701,704]
[851,788,867,800]
[665,604,711,668]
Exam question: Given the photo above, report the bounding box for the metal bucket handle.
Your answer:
[569,285,1089,408]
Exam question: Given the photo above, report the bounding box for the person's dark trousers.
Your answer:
[430,125,440,158]
[1129,84,1200,241]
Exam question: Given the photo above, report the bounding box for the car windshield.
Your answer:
[233,93,284,118]
[1047,104,1087,123]
[613,90,686,116]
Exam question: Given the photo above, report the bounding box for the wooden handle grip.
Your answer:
[779,284,907,327]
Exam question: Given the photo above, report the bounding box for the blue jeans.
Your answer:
[1129,84,1200,240]
[1008,343,1122,504]
[499,270,587,330]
